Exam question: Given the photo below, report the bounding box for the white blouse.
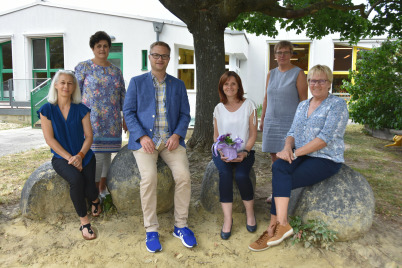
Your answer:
[213,98,257,151]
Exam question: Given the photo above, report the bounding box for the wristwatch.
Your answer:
[239,150,250,157]
[292,149,297,159]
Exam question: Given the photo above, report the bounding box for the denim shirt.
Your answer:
[287,94,349,163]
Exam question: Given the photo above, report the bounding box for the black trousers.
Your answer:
[52,155,98,217]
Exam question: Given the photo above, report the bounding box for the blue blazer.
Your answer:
[123,72,191,151]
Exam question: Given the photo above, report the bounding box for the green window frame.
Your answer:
[32,37,64,87]
[108,43,123,71]
[142,50,148,71]
[0,41,13,101]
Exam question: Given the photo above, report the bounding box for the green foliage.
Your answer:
[228,12,278,37]
[290,216,338,250]
[256,104,263,118]
[343,39,402,129]
[228,0,401,43]
[102,194,116,213]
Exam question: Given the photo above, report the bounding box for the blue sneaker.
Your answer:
[146,232,162,253]
[173,226,197,248]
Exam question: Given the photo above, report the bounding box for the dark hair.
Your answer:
[218,71,245,104]
[274,40,294,54]
[150,41,171,53]
[89,31,112,49]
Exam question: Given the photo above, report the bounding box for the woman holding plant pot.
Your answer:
[212,71,258,240]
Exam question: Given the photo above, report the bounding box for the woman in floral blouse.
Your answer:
[249,64,349,251]
[75,31,126,199]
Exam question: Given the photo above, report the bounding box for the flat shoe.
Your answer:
[221,218,233,240]
[246,216,257,233]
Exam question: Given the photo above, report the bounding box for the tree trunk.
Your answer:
[186,13,226,151]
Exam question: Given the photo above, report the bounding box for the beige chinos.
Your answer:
[133,143,191,232]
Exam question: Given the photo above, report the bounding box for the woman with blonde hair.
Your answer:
[249,65,349,251]
[38,70,100,240]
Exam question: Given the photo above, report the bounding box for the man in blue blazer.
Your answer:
[123,41,197,253]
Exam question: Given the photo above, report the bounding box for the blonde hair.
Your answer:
[47,70,81,104]
[307,64,333,84]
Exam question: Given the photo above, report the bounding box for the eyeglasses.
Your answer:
[275,51,291,56]
[309,79,328,85]
[150,53,170,60]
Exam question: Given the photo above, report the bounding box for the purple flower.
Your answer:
[212,133,243,158]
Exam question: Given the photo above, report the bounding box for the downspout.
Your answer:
[153,22,164,41]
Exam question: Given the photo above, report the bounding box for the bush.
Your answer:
[342,39,402,130]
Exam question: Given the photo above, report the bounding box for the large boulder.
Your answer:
[107,145,174,215]
[291,164,375,241]
[20,162,75,219]
[200,160,256,213]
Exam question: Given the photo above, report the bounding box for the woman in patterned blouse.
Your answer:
[249,64,349,252]
[75,31,126,199]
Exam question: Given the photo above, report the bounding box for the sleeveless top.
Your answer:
[262,66,302,153]
[213,98,257,151]
[37,102,94,167]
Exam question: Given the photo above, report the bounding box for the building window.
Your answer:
[333,45,370,99]
[141,50,148,71]
[177,48,195,90]
[32,37,64,87]
[0,41,13,100]
[108,43,123,71]
[269,43,310,72]
[334,45,353,71]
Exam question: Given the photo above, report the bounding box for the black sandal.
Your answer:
[80,223,96,240]
[91,200,102,217]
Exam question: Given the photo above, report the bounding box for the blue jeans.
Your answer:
[212,151,255,203]
[270,155,342,215]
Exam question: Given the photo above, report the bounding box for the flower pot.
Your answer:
[221,147,238,161]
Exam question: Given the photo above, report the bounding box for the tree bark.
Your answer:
[186,11,226,151]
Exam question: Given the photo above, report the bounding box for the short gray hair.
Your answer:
[47,70,81,104]
[274,41,294,54]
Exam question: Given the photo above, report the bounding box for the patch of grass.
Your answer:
[344,124,402,219]
[0,146,51,205]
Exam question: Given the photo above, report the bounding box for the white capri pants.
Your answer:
[94,152,111,182]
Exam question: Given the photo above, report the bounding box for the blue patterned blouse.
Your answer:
[75,60,126,153]
[287,94,349,163]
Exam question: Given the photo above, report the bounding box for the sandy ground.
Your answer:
[0,147,401,267]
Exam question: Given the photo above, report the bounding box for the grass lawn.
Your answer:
[0,124,401,221]
[343,124,402,219]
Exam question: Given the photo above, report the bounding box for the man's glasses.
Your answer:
[150,53,170,60]
[275,51,291,56]
[309,79,328,85]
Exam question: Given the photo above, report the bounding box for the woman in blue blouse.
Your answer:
[75,31,126,196]
[249,65,349,251]
[38,70,100,240]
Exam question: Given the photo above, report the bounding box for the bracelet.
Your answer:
[239,150,250,157]
[292,150,297,159]
[78,152,85,159]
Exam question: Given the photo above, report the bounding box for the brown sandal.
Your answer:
[80,223,97,240]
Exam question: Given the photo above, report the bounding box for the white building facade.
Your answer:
[0,1,385,123]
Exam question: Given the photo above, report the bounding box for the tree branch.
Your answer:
[247,0,366,19]
[365,0,386,18]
